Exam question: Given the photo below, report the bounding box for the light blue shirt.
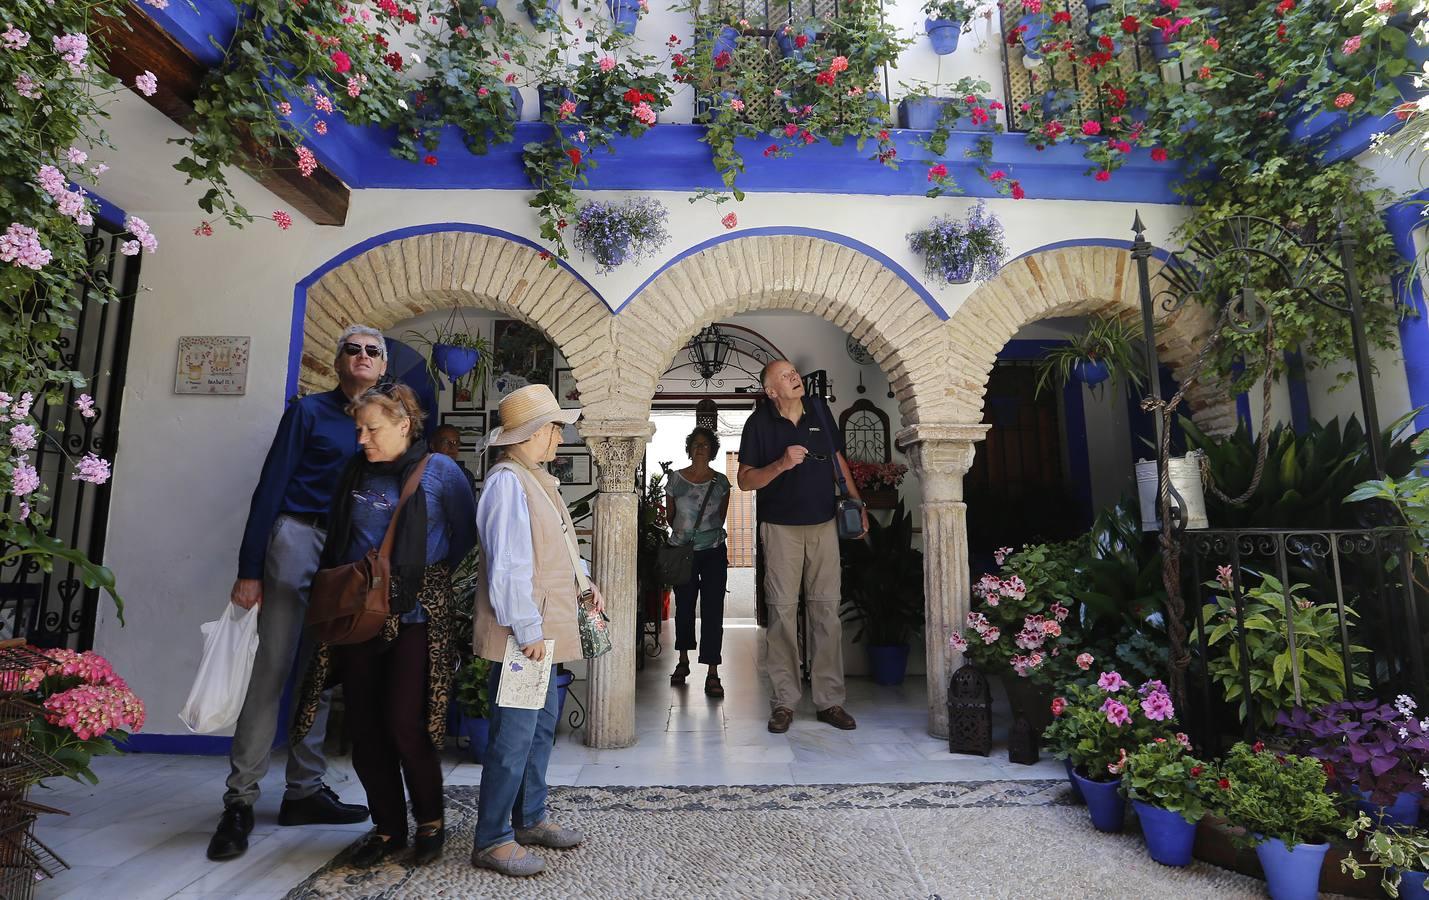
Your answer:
[476,466,589,647]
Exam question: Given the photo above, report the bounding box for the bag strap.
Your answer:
[376,454,432,561]
[514,463,593,595]
[810,399,851,499]
[676,473,717,546]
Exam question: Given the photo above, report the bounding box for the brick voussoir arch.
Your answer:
[296,229,614,408]
[613,233,957,426]
[944,244,1237,435]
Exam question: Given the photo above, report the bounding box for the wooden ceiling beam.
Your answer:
[97,4,350,226]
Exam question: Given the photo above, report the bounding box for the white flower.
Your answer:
[1401,726,1411,741]
[409,53,421,63]
[396,98,408,110]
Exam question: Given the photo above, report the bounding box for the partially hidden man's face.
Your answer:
[763,362,805,403]
[336,338,389,385]
[432,430,462,461]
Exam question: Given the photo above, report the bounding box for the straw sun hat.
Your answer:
[485,383,581,447]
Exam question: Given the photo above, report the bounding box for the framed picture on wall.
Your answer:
[561,423,582,446]
[441,412,487,479]
[450,380,484,411]
[553,367,580,408]
[491,319,553,399]
[551,451,591,486]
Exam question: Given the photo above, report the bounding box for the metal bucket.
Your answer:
[1136,451,1208,531]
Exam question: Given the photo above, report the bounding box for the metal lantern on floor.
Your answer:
[947,661,992,756]
[1007,716,1039,765]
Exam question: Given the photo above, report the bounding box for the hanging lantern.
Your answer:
[947,661,992,757]
[691,325,734,380]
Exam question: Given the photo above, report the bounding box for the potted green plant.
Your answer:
[453,656,494,762]
[403,321,493,400]
[897,76,1003,132]
[1043,675,1181,833]
[1342,813,1429,898]
[1034,315,1145,396]
[907,202,1007,285]
[1123,738,1219,867]
[921,0,978,54]
[1219,741,1344,900]
[838,500,925,685]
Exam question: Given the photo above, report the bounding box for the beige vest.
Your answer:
[474,460,583,664]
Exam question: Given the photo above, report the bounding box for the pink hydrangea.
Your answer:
[53,33,88,75]
[43,684,145,739]
[72,453,111,485]
[1076,652,1094,670]
[1142,690,1175,721]
[1097,671,1126,692]
[2,25,30,50]
[1101,698,1130,726]
[0,224,50,270]
[10,457,40,496]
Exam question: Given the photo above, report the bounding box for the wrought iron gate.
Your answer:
[0,218,139,649]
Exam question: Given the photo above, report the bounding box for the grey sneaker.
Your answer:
[514,819,585,849]
[471,842,546,877]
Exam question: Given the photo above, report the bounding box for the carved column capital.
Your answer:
[581,420,654,494]
[897,423,989,503]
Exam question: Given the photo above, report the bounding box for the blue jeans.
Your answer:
[474,661,560,851]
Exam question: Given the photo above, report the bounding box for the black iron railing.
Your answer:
[1182,527,1427,753]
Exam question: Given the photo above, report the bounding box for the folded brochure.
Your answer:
[496,636,556,710]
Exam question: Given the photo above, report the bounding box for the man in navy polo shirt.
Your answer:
[738,359,868,734]
[206,325,387,862]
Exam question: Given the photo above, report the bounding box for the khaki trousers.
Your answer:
[760,520,845,711]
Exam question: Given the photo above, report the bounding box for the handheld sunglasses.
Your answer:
[342,342,384,359]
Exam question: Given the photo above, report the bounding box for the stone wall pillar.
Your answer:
[580,420,653,749]
[897,423,989,739]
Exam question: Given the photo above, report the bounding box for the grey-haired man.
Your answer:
[207,326,388,861]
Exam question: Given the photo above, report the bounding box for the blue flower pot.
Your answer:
[462,715,490,763]
[524,0,558,24]
[1254,838,1329,900]
[866,91,891,127]
[898,96,954,130]
[1398,870,1429,896]
[1065,758,1085,804]
[1020,13,1050,62]
[775,24,817,58]
[507,85,524,118]
[597,242,629,269]
[1133,801,1196,867]
[481,0,498,8]
[1354,787,1423,828]
[538,85,587,120]
[1148,29,1178,62]
[433,343,480,380]
[867,644,910,686]
[1084,0,1113,13]
[1071,770,1124,832]
[925,17,962,55]
[1040,88,1077,120]
[711,25,738,60]
[1074,360,1110,386]
[607,0,639,34]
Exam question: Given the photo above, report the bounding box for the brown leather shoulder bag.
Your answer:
[306,455,431,645]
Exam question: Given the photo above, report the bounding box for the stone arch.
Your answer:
[294,226,614,407]
[611,232,957,427]
[942,243,1237,435]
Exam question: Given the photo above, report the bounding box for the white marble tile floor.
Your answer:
[34,619,1050,899]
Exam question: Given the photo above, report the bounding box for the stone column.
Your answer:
[580,419,653,749]
[896,423,989,739]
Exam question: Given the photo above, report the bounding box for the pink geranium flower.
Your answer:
[1076,652,1094,670]
[1101,698,1130,726]
[1097,671,1126,692]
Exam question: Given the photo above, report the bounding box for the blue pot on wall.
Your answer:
[866,91,891,127]
[1074,360,1110,386]
[524,0,558,25]
[1071,770,1124,832]
[432,344,480,381]
[607,0,639,34]
[867,644,911,685]
[1133,801,1196,866]
[898,96,954,130]
[1019,13,1050,62]
[925,17,962,55]
[462,715,491,763]
[1398,870,1429,896]
[775,24,817,58]
[538,85,587,119]
[1147,27,1178,62]
[1254,838,1329,900]
[1084,0,1113,13]
[1040,88,1077,120]
[507,85,525,119]
[711,24,739,60]
[1354,787,1423,828]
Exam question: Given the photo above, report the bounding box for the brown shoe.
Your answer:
[767,706,794,733]
[817,706,857,730]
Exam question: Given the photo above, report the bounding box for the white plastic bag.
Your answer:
[178,602,261,733]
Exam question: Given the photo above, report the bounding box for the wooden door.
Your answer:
[724,451,756,567]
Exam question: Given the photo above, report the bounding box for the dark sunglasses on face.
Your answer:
[343,343,384,358]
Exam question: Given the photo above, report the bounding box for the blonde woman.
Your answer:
[470,384,605,877]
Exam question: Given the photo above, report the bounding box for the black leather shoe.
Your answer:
[349,832,407,868]
[278,785,369,826]
[413,824,445,866]
[206,804,254,861]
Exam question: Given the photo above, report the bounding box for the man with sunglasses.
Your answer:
[738,359,867,735]
[207,325,388,861]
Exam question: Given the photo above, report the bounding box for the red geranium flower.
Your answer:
[1151,147,1168,161]
[1010,180,1025,199]
[927,163,948,180]
[1121,14,1140,32]
[330,51,351,74]
[423,154,437,165]
[1052,10,1071,23]
[566,148,582,167]
[713,50,731,68]
[1218,778,1230,790]
[1252,741,1265,753]
[1190,766,1204,777]
[1095,170,1110,182]
[1051,697,1066,716]
[795,33,809,48]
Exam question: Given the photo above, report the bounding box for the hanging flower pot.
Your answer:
[524,0,559,26]
[775,24,817,58]
[1135,451,1209,531]
[1071,770,1125,832]
[606,0,640,34]
[1084,0,1113,13]
[1255,838,1330,900]
[710,24,739,60]
[1020,13,1051,63]
[572,197,671,274]
[1147,27,1179,62]
[1040,88,1078,121]
[925,17,962,54]
[908,203,1008,286]
[1133,801,1197,866]
[898,96,955,130]
[1072,359,1109,385]
[432,343,481,381]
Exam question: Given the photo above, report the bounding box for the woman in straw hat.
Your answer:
[470,383,606,877]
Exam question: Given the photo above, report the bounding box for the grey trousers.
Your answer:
[223,515,332,807]
[761,520,846,711]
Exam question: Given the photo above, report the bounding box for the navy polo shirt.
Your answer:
[738,396,845,526]
[236,389,360,579]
